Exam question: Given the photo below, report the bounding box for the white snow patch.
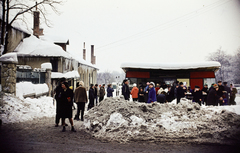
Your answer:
[16,82,49,100]
[41,62,52,70]
[0,94,55,124]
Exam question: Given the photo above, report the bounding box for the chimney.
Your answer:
[91,45,96,65]
[83,42,86,60]
[33,3,43,37]
[33,11,40,38]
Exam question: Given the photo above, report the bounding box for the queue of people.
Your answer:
[121,79,238,106]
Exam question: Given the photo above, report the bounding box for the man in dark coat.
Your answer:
[217,81,224,105]
[99,84,105,102]
[88,84,95,110]
[74,81,88,121]
[177,82,185,104]
[207,84,223,106]
[201,84,209,105]
[192,86,202,106]
[54,77,66,127]
[223,82,231,105]
[60,82,75,132]
[122,79,130,100]
[157,91,166,103]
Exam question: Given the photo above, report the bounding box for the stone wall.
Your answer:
[1,63,17,94]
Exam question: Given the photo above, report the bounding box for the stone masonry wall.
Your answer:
[1,63,17,94]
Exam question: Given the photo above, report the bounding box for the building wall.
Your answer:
[78,65,97,90]
[7,28,30,53]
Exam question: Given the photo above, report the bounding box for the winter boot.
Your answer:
[71,126,76,132]
[62,126,66,132]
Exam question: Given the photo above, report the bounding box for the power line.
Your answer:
[96,0,232,51]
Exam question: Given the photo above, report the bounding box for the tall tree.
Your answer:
[207,47,231,82]
[0,0,63,55]
[233,47,240,83]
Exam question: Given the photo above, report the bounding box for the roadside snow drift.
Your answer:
[0,93,55,124]
[84,97,240,144]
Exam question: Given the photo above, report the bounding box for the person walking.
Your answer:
[122,79,130,100]
[88,84,95,110]
[138,87,145,102]
[147,82,156,103]
[74,81,87,121]
[107,84,114,97]
[59,82,76,132]
[99,84,106,102]
[207,84,223,106]
[130,83,139,101]
[54,77,67,127]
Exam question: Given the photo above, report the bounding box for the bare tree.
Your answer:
[207,47,231,82]
[1,0,63,54]
[97,70,126,85]
[233,47,240,83]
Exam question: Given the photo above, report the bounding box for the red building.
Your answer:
[121,62,221,89]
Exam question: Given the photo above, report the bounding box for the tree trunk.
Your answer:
[3,0,9,55]
[1,0,6,46]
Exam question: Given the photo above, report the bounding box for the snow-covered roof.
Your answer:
[39,35,69,44]
[121,61,221,70]
[51,70,80,79]
[14,35,72,59]
[69,52,99,70]
[0,53,18,63]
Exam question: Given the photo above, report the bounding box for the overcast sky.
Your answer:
[40,0,240,72]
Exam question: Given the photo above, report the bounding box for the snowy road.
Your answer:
[1,115,240,153]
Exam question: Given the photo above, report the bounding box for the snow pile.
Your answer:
[83,97,240,144]
[16,82,49,99]
[0,93,55,124]
[51,70,80,79]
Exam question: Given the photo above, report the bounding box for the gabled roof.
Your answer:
[14,35,71,59]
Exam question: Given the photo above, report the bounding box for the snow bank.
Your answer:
[0,93,55,124]
[16,82,49,99]
[83,97,240,144]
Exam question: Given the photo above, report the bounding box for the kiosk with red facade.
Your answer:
[121,62,221,89]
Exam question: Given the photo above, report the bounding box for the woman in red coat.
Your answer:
[131,83,139,101]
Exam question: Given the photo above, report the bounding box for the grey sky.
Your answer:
[40,0,240,72]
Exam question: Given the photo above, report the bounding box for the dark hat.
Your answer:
[218,80,222,83]
[195,85,200,88]
[179,82,183,85]
[95,84,98,86]
[223,82,227,85]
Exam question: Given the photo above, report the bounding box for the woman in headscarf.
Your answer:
[59,82,76,132]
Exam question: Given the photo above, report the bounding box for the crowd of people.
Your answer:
[54,78,115,132]
[54,77,238,132]
[121,79,238,106]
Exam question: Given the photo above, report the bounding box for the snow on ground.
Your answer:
[83,96,240,144]
[0,93,55,124]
